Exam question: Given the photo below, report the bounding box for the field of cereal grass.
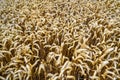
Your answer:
[0,0,120,80]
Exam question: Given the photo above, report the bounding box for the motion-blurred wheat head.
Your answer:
[0,0,120,80]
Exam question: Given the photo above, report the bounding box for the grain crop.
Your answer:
[0,0,120,80]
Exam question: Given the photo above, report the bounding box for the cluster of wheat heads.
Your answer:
[0,0,120,80]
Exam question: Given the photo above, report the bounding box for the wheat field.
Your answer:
[0,0,120,80]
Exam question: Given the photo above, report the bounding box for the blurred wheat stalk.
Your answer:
[0,0,120,80]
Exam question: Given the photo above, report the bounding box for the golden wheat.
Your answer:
[0,0,120,80]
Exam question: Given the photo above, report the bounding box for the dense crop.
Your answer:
[0,0,120,80]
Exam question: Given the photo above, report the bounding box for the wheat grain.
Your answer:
[0,0,119,79]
